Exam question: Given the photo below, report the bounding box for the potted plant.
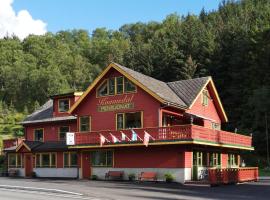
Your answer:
[128,173,136,181]
[91,174,98,180]
[164,173,174,183]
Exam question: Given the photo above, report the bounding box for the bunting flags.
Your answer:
[100,134,106,147]
[143,131,155,147]
[121,131,131,141]
[110,133,119,143]
[131,129,143,141]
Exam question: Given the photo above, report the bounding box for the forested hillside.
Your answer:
[0,0,270,162]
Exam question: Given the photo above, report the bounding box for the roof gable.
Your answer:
[168,77,228,122]
[69,62,187,113]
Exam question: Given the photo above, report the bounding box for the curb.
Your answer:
[259,177,270,180]
[0,184,83,196]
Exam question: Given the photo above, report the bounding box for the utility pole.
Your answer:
[265,112,270,167]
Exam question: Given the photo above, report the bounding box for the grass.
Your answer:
[259,168,270,177]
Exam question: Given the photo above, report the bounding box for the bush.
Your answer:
[128,173,136,181]
[31,172,37,178]
[91,175,98,180]
[164,173,174,183]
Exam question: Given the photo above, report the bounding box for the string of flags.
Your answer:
[100,129,155,147]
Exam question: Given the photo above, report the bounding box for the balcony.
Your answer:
[72,125,253,150]
[2,138,24,149]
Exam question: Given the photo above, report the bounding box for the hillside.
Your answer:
[0,0,270,166]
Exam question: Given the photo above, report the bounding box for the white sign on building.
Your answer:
[66,132,75,145]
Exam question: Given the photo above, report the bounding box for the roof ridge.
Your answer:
[166,76,211,84]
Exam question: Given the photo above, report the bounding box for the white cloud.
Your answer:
[0,0,47,40]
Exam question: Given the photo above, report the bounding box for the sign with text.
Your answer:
[98,102,134,112]
[66,132,75,145]
[97,94,135,112]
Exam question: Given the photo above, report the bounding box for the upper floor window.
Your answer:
[80,116,90,132]
[58,99,70,112]
[34,128,44,142]
[202,89,209,106]
[116,111,142,130]
[211,122,221,130]
[59,126,69,141]
[97,76,136,97]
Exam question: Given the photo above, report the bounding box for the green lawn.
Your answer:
[259,168,270,177]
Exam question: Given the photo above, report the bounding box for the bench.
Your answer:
[8,169,19,177]
[105,171,124,180]
[138,172,157,182]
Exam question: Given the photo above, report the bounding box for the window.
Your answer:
[59,126,69,141]
[97,76,136,97]
[79,116,90,132]
[202,89,208,106]
[116,77,124,94]
[193,151,207,166]
[228,154,238,167]
[59,99,70,112]
[209,153,221,167]
[64,152,78,167]
[211,122,221,130]
[124,78,136,93]
[108,78,115,95]
[116,112,142,130]
[8,154,23,168]
[91,150,113,167]
[35,153,56,168]
[97,80,108,97]
[34,129,44,142]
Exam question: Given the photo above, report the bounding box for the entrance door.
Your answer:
[25,154,33,177]
[82,152,91,179]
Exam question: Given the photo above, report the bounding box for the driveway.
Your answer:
[0,177,269,200]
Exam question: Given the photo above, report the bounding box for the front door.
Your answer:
[25,154,33,177]
[82,152,91,179]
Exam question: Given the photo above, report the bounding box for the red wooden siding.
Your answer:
[113,146,187,168]
[73,68,161,131]
[25,121,77,141]
[188,85,221,128]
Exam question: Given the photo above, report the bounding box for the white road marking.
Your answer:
[0,184,83,196]
[0,188,102,200]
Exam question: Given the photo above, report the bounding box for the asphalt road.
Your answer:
[0,188,96,200]
[0,177,269,200]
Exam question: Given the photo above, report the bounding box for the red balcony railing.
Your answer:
[3,138,24,149]
[208,167,258,185]
[74,124,253,148]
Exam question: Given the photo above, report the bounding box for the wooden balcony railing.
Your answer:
[74,124,253,148]
[2,138,24,149]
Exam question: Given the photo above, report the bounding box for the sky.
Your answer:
[0,0,222,39]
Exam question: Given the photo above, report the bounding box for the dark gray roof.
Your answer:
[167,77,210,107]
[5,141,68,152]
[114,63,210,108]
[33,141,68,152]
[22,99,76,125]
[113,63,187,108]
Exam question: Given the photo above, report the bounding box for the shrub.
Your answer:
[128,173,136,181]
[91,175,98,180]
[164,173,174,183]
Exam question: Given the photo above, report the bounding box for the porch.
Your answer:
[72,124,253,150]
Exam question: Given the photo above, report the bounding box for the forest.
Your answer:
[0,0,270,166]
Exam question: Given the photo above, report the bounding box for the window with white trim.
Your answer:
[64,152,78,167]
[8,154,23,168]
[59,99,69,112]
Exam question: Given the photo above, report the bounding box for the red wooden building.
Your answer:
[3,62,255,183]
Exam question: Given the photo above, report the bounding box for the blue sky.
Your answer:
[13,0,222,33]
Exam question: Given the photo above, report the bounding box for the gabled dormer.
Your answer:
[51,92,83,117]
